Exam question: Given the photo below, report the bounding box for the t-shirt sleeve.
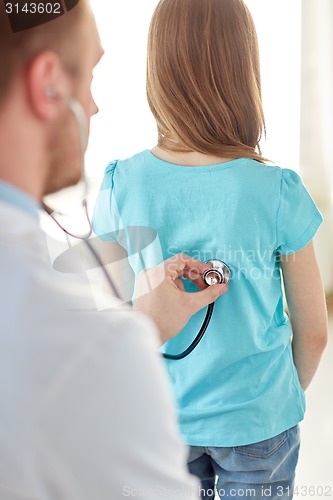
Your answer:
[92,161,121,242]
[276,168,323,254]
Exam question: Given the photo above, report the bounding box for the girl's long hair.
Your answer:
[147,0,267,162]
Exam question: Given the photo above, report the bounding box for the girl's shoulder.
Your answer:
[237,159,305,187]
[110,152,305,192]
[113,150,150,171]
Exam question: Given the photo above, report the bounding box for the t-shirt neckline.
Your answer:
[145,149,246,172]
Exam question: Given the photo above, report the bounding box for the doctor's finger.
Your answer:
[164,254,210,281]
[188,284,228,314]
[182,270,207,290]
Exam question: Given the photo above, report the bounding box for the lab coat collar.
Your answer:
[0,181,40,222]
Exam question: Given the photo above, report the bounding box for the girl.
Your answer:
[93,0,328,498]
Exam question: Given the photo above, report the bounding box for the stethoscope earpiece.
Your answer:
[203,259,231,286]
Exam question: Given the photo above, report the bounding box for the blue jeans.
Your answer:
[188,426,300,499]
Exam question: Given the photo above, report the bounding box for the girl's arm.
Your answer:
[280,241,328,390]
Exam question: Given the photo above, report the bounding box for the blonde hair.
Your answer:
[147,0,266,162]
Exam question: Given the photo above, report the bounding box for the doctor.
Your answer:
[0,2,227,499]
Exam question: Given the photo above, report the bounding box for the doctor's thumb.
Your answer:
[189,284,228,314]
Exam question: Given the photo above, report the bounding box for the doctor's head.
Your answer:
[0,0,103,198]
[147,0,265,162]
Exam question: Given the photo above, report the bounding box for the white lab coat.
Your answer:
[0,201,199,500]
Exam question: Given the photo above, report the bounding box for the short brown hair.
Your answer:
[147,0,266,162]
[0,0,86,108]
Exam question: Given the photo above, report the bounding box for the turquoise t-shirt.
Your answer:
[92,150,323,447]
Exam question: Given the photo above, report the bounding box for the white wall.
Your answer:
[300,0,333,294]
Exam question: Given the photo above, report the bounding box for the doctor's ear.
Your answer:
[26,51,69,121]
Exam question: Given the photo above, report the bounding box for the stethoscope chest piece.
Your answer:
[203,259,231,286]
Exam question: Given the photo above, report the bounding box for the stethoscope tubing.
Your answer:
[162,302,215,360]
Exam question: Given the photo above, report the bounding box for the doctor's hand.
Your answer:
[133,254,228,345]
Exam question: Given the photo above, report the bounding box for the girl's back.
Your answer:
[93,148,320,446]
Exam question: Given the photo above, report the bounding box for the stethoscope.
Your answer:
[43,99,122,300]
[162,260,231,360]
[44,98,230,360]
